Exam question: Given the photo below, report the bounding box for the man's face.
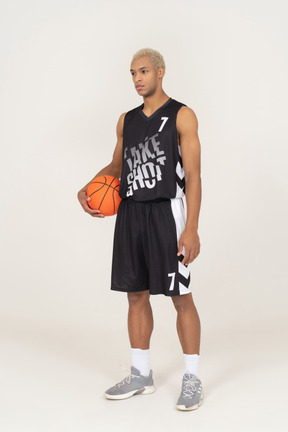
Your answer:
[130,55,163,97]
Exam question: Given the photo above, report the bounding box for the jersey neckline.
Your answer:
[139,97,172,120]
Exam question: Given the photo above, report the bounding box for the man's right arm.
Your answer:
[77,112,126,217]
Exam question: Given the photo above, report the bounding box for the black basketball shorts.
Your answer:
[110,197,192,296]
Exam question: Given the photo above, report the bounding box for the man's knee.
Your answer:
[171,292,193,312]
[127,290,150,308]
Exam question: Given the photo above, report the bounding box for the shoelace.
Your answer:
[183,378,198,398]
[115,373,139,388]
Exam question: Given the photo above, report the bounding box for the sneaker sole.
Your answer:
[104,385,155,400]
[176,390,204,411]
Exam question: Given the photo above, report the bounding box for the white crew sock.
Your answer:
[184,353,200,377]
[131,348,151,377]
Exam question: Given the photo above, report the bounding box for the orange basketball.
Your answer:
[86,175,122,216]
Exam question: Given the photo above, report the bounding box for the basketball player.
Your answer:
[77,48,203,411]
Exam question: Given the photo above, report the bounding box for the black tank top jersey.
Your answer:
[119,97,187,201]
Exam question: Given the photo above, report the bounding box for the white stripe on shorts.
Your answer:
[169,197,192,295]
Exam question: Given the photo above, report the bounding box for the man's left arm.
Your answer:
[176,106,202,265]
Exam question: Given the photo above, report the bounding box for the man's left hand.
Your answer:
[177,229,200,265]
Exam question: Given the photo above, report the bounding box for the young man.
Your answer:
[77,48,203,411]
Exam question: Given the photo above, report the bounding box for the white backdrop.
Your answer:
[1,1,287,431]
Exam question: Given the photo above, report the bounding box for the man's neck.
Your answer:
[142,92,170,114]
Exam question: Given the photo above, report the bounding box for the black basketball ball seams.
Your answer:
[90,176,120,214]
[87,176,121,215]
[89,177,109,195]
[89,176,119,194]
[98,176,118,213]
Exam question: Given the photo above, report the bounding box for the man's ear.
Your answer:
[158,66,165,79]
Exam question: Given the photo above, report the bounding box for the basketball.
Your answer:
[86,175,122,216]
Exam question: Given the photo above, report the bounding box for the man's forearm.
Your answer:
[184,174,202,231]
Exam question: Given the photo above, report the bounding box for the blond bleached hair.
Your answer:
[131,48,166,73]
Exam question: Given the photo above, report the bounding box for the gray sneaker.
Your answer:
[104,366,155,400]
[176,372,204,411]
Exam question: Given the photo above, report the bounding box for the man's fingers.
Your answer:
[90,209,105,217]
[181,255,187,265]
[91,210,102,215]
[177,243,183,256]
[82,200,99,212]
[78,192,105,217]
[183,250,200,265]
[92,213,105,217]
[82,203,104,217]
[181,250,191,265]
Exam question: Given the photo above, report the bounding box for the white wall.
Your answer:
[1,0,287,327]
[0,1,287,430]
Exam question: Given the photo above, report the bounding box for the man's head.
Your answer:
[130,48,166,97]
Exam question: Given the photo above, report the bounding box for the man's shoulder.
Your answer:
[177,104,198,123]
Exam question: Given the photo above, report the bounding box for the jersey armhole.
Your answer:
[122,112,128,143]
[175,104,187,147]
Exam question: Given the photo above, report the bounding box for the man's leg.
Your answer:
[172,292,203,410]
[127,291,154,377]
[171,292,201,355]
[104,290,155,400]
[127,291,153,349]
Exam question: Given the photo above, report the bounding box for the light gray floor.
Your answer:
[1,314,287,432]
